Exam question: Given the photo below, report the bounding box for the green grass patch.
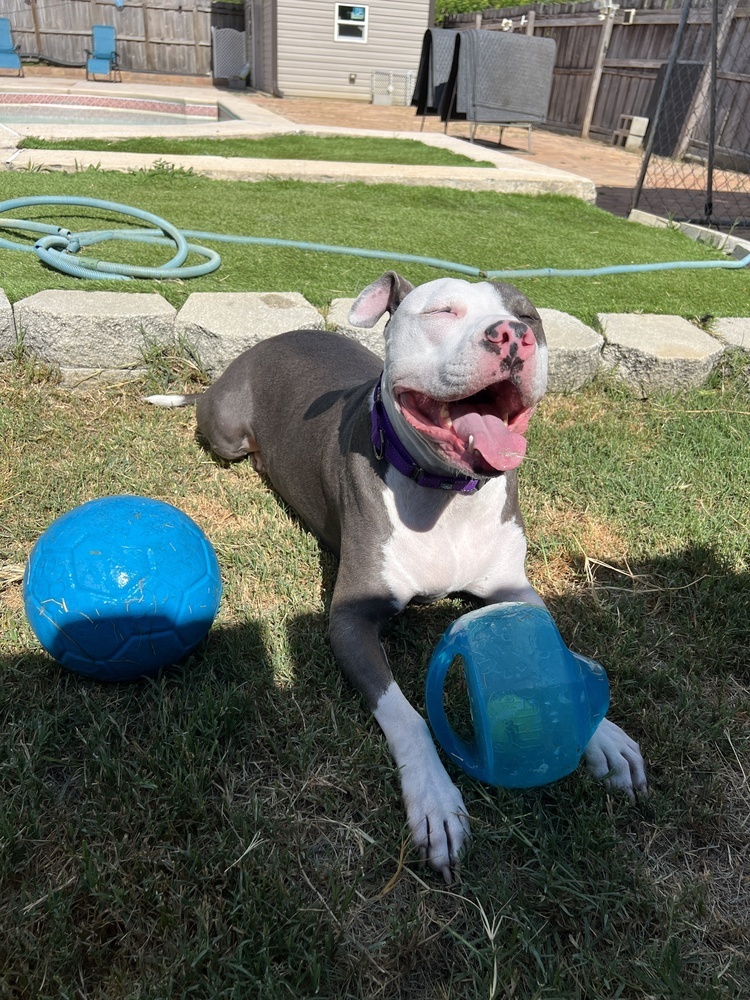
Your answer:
[1,355,748,997]
[19,133,495,168]
[1,170,748,324]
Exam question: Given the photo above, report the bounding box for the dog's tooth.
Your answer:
[468,434,474,450]
[440,403,452,427]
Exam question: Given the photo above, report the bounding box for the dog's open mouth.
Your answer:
[398,381,535,475]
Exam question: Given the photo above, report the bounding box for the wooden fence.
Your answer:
[7,0,244,78]
[446,0,750,164]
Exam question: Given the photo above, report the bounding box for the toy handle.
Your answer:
[425,635,485,780]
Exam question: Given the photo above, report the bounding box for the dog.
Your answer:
[147,272,647,882]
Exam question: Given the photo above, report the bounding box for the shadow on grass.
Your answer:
[1,534,747,997]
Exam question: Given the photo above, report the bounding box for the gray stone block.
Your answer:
[598,313,724,391]
[326,298,387,360]
[13,291,176,367]
[175,292,324,375]
[0,289,16,357]
[711,317,750,353]
[538,308,603,392]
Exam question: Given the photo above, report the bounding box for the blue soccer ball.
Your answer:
[23,495,222,682]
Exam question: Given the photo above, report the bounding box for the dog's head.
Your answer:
[349,272,548,478]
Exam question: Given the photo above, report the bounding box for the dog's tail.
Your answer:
[144,393,202,408]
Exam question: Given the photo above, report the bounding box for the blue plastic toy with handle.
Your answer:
[425,602,609,788]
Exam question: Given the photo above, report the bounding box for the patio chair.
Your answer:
[0,17,23,77]
[85,24,121,82]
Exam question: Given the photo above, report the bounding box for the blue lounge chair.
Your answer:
[86,24,121,82]
[0,17,23,77]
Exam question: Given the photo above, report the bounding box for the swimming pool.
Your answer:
[0,92,238,126]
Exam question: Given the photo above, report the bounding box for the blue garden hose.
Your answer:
[1,195,748,282]
[0,196,220,281]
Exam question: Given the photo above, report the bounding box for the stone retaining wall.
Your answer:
[1,289,747,394]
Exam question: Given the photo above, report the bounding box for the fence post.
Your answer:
[141,0,154,72]
[192,0,202,75]
[29,0,42,56]
[581,6,616,139]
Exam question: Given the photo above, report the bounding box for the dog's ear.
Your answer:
[347,272,415,328]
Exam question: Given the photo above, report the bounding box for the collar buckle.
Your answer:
[374,427,385,461]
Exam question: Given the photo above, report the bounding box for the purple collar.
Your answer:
[370,376,484,493]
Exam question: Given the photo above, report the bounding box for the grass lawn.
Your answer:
[1,351,748,997]
[1,170,748,325]
[0,166,750,323]
[18,134,496,168]
[1,163,749,994]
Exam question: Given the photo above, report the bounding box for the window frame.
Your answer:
[334,4,369,44]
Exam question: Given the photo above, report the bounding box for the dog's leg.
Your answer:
[328,585,469,884]
[373,682,470,883]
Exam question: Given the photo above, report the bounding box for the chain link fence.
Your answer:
[632,0,750,236]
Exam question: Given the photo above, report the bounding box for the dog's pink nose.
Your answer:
[485,321,536,362]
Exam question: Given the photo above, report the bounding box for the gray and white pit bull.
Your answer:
[148,272,647,882]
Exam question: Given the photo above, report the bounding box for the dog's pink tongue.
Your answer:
[451,406,527,471]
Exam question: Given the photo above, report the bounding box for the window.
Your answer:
[335,4,368,43]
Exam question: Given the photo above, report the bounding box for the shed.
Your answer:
[245,0,435,101]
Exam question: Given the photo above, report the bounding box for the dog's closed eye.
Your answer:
[423,303,461,317]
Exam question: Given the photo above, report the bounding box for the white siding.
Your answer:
[276,0,431,100]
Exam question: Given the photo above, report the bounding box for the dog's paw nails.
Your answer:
[440,860,457,886]
[404,777,470,880]
[584,716,648,803]
[413,813,468,883]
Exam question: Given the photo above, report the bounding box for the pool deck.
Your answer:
[0,73,599,202]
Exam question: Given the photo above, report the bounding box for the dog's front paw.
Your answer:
[584,716,648,802]
[400,756,470,884]
[373,683,470,882]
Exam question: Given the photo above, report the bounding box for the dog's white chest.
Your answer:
[379,469,528,606]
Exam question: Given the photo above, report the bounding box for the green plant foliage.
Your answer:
[434,0,529,23]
